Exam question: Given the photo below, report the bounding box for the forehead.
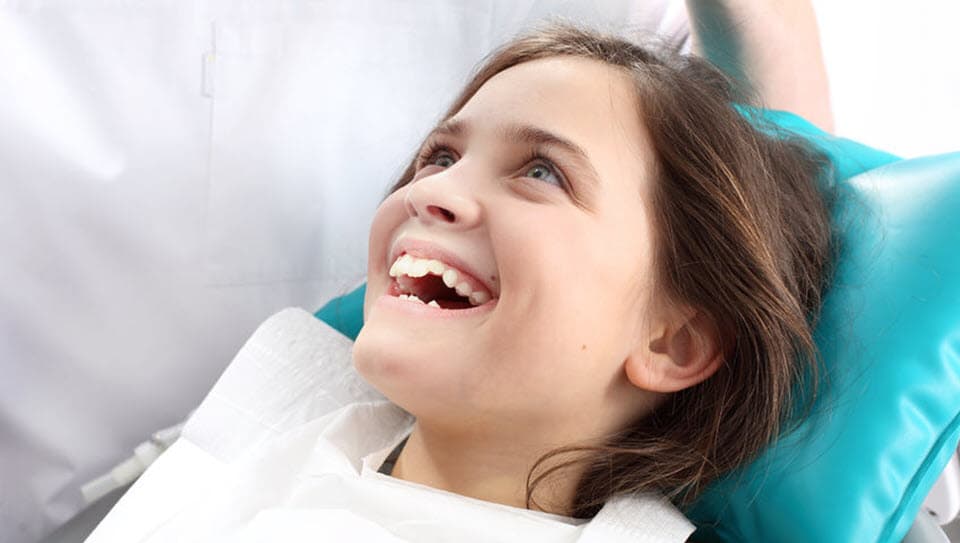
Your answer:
[452,56,655,191]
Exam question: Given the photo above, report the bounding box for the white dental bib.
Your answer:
[86,309,694,543]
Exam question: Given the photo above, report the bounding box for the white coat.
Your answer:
[0,4,690,539]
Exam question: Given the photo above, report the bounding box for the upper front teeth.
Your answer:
[442,269,459,289]
[389,254,493,306]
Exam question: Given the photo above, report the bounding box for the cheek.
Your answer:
[368,189,408,259]
[363,190,409,317]
[505,220,650,363]
[493,225,614,363]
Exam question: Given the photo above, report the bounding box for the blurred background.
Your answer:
[815,0,959,157]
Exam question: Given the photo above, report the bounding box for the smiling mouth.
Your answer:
[388,253,497,310]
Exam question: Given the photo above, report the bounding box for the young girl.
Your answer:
[90,25,831,543]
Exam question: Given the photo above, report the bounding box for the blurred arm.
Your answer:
[685,0,834,132]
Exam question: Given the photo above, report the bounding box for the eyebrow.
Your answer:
[427,118,601,194]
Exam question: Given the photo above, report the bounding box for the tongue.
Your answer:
[435,298,474,310]
[402,275,477,309]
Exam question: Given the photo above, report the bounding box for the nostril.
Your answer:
[427,205,456,222]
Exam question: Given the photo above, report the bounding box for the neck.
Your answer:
[389,420,581,517]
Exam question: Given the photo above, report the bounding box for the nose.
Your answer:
[403,172,482,229]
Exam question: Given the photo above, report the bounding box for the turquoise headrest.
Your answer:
[315,111,960,542]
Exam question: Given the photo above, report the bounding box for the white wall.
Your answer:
[814,0,960,157]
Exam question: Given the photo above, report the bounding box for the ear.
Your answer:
[624,308,724,393]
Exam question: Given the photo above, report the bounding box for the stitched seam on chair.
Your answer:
[880,405,960,542]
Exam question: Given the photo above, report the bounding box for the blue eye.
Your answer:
[431,152,456,168]
[524,162,563,187]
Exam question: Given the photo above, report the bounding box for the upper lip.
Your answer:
[388,238,499,298]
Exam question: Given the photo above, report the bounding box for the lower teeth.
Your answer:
[398,294,441,308]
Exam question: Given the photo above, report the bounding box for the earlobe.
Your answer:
[624,311,724,393]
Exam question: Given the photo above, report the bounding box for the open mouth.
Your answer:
[388,253,497,310]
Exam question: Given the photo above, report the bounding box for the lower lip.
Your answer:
[373,294,497,319]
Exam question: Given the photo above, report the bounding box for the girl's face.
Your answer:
[354,57,663,441]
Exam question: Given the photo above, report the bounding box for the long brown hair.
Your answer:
[388,25,833,518]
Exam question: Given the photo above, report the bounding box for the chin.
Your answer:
[355,321,433,399]
[354,321,471,423]
[353,319,399,387]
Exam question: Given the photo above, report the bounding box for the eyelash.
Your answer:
[414,140,572,193]
[415,140,456,170]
